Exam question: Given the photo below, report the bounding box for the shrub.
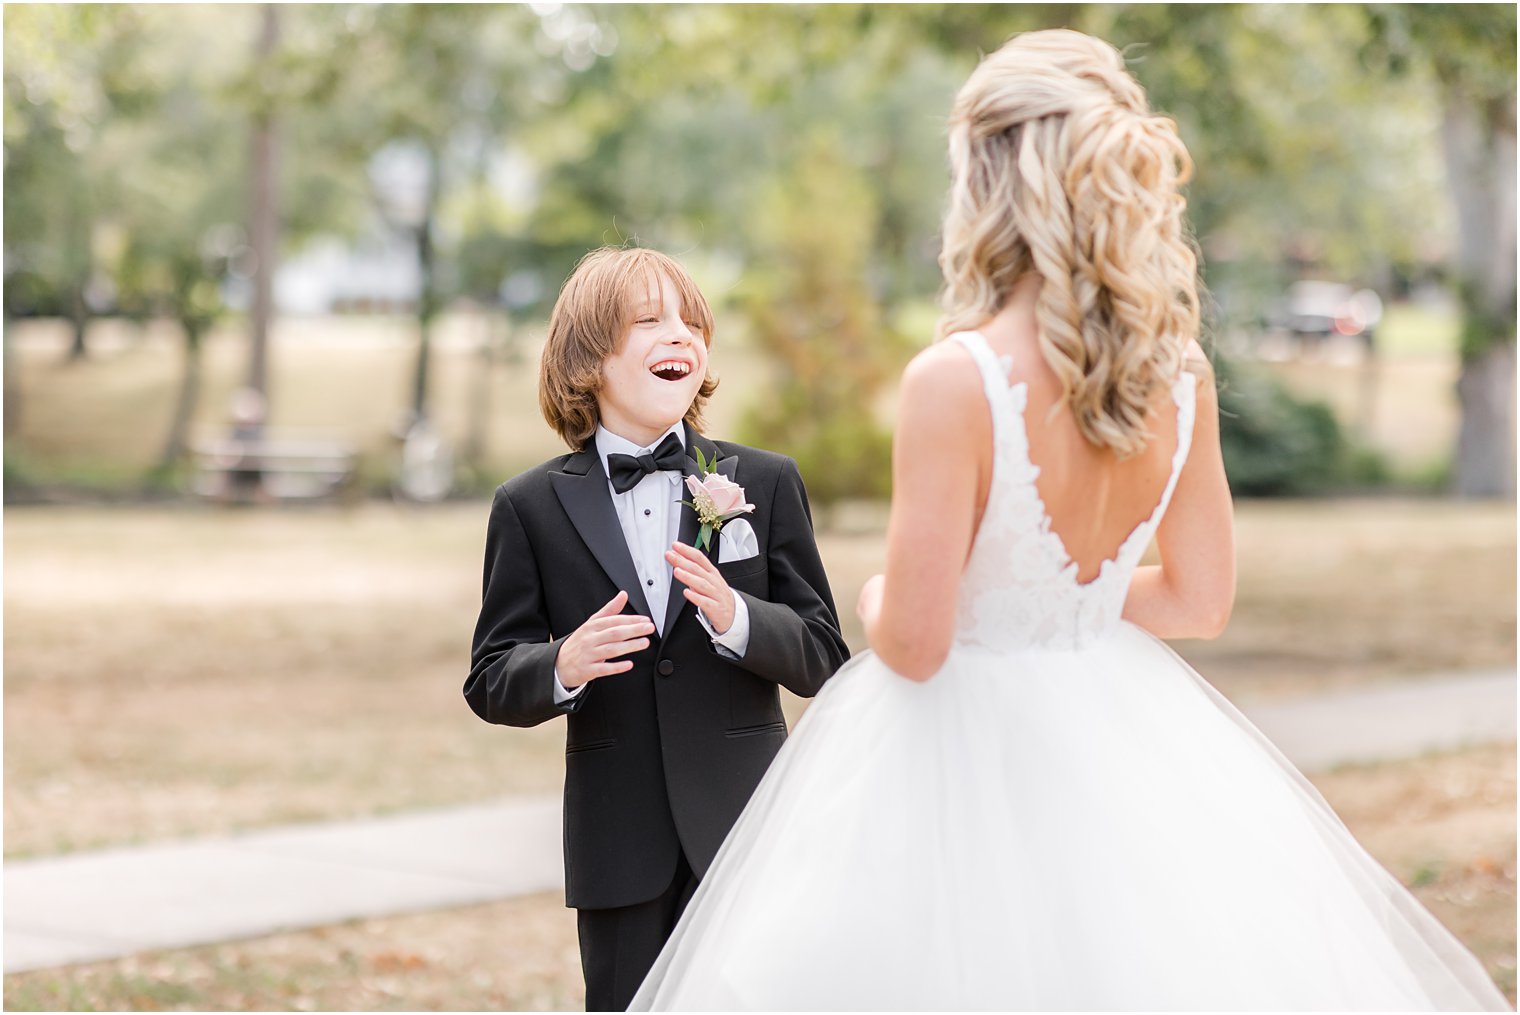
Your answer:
[1213,354,1388,495]
[735,132,907,507]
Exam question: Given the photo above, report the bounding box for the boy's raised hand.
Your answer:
[557,591,655,689]
[668,541,736,634]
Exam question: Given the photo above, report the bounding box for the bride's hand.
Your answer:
[856,574,885,624]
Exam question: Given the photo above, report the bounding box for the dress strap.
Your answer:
[1139,373,1198,541]
[945,330,1031,466]
[946,331,1011,402]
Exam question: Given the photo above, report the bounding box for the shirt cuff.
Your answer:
[552,667,587,704]
[699,594,751,659]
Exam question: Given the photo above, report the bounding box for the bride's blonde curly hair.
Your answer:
[938,29,1201,457]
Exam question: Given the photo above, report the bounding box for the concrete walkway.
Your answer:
[1241,668,1516,770]
[5,797,564,974]
[5,668,1514,975]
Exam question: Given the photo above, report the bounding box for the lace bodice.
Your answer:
[948,331,1196,652]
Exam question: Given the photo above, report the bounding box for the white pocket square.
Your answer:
[717,517,759,564]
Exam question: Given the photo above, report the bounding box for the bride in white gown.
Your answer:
[631,29,1510,1012]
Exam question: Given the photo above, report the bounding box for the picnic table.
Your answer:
[191,432,358,504]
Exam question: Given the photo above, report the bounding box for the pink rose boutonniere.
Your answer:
[682,445,755,552]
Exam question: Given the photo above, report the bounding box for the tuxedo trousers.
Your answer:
[577,850,697,1011]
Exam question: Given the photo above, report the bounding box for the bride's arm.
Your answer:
[1123,355,1236,639]
[858,345,987,681]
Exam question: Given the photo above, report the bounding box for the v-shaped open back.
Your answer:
[946,330,1196,651]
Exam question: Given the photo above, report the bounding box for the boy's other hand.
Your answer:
[668,541,736,634]
[558,591,655,689]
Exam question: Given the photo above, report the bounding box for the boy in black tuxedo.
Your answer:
[465,247,849,1011]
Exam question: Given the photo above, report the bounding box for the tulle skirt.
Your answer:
[630,624,1509,1011]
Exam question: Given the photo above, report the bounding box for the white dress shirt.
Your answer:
[554,423,751,702]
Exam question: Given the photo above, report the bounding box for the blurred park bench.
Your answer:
[190,432,358,505]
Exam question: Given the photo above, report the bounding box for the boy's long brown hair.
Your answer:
[539,247,719,450]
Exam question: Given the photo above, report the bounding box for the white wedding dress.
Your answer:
[630,331,1509,1011]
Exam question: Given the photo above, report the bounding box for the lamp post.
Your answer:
[246,3,280,414]
[369,139,441,421]
[370,141,452,502]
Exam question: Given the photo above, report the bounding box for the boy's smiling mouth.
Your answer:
[649,359,693,382]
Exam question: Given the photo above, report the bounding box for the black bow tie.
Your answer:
[606,432,689,494]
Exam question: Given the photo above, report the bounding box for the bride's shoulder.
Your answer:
[1181,339,1212,377]
[900,339,985,401]
[1179,339,1219,409]
[895,340,994,441]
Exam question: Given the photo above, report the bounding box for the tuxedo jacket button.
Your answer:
[657,660,675,677]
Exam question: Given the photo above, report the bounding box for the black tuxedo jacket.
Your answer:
[465,424,850,909]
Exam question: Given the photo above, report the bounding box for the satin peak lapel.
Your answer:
[549,447,654,621]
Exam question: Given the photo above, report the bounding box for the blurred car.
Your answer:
[1276,280,1384,347]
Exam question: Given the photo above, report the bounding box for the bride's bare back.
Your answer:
[979,311,1183,585]
[860,284,1234,680]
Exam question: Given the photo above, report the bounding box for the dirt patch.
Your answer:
[1314,743,1518,1002]
[5,744,1511,1010]
[1171,498,1516,701]
[2,891,583,1012]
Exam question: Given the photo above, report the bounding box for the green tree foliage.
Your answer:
[4,4,1505,501]
[1362,3,1516,496]
[738,132,910,503]
[100,11,248,476]
[899,4,1454,323]
[306,3,552,421]
[4,7,371,480]
[3,5,157,358]
[526,6,965,501]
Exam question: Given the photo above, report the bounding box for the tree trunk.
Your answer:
[410,144,442,420]
[63,193,92,363]
[3,312,19,437]
[1440,89,1517,497]
[1453,341,1516,497]
[159,322,204,474]
[65,282,89,362]
[464,305,496,470]
[246,3,281,405]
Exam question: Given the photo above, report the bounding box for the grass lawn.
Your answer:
[1376,300,1461,358]
[4,742,1512,1010]
[4,497,1513,860]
